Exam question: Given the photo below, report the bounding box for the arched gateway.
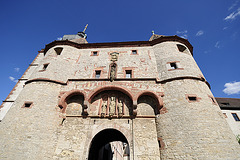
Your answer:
[88,129,130,160]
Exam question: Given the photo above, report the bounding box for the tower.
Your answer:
[0,31,239,160]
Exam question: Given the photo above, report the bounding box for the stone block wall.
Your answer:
[1,36,240,160]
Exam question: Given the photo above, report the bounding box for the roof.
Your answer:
[215,97,240,110]
[44,35,193,56]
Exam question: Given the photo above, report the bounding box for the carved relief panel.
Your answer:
[90,91,132,117]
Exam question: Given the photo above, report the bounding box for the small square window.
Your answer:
[170,63,177,69]
[43,64,49,70]
[232,113,240,121]
[125,70,132,78]
[188,96,197,101]
[22,102,33,108]
[95,70,101,79]
[93,51,98,56]
[132,50,137,55]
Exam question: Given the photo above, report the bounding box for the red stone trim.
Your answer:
[158,137,165,150]
[21,101,33,108]
[87,85,134,103]
[91,51,99,56]
[58,89,88,114]
[44,35,193,56]
[223,113,227,118]
[208,95,217,105]
[186,94,201,102]
[166,61,180,64]
[130,49,139,55]
[136,91,164,114]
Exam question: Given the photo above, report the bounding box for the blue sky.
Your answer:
[0,0,239,102]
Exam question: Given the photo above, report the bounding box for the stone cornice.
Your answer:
[44,35,193,55]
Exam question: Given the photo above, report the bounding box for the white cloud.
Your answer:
[176,30,187,34]
[176,30,188,39]
[196,30,204,36]
[224,7,240,21]
[215,41,220,48]
[204,50,211,54]
[228,0,239,10]
[9,76,18,83]
[57,37,63,40]
[223,81,240,95]
[223,27,228,30]
[14,67,20,72]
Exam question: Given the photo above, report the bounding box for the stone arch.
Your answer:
[87,85,134,102]
[88,128,130,160]
[58,89,88,114]
[88,87,134,116]
[136,91,163,115]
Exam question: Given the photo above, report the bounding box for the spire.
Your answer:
[77,24,88,39]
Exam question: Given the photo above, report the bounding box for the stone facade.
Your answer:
[0,34,240,160]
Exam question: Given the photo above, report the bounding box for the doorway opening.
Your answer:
[88,128,130,160]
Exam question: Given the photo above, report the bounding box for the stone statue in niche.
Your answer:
[110,63,116,82]
[117,99,123,116]
[101,100,108,116]
[109,97,116,116]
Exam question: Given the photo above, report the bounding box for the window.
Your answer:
[232,113,240,121]
[43,64,49,70]
[177,44,187,53]
[221,102,230,105]
[91,51,99,56]
[131,50,137,55]
[22,102,33,108]
[186,94,200,102]
[54,47,63,55]
[95,70,101,79]
[158,140,161,148]
[210,97,215,103]
[208,95,217,105]
[170,63,177,69]
[188,96,197,101]
[125,70,132,78]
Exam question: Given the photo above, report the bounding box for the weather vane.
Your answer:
[83,24,88,33]
[78,24,88,39]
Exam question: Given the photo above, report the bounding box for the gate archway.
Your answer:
[88,128,130,160]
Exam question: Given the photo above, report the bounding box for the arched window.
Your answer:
[177,44,189,54]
